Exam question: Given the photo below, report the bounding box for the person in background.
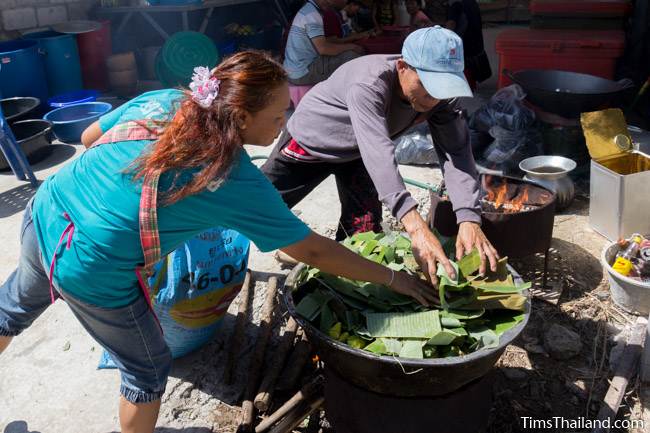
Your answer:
[284,0,365,86]
[342,0,364,32]
[323,0,372,43]
[406,0,433,30]
[372,0,398,33]
[0,52,435,433]
[445,0,490,90]
[423,0,448,23]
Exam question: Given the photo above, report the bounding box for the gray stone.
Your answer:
[543,323,583,360]
[524,343,547,355]
[0,0,17,9]
[2,7,37,31]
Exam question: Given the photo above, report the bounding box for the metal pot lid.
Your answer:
[52,20,102,34]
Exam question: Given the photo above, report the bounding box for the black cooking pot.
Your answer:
[282,263,530,397]
[504,69,634,118]
[0,119,53,170]
[1,97,41,123]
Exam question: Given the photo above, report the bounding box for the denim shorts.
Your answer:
[0,201,172,403]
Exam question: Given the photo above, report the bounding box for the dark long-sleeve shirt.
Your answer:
[287,54,481,224]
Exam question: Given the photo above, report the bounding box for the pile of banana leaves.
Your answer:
[293,231,530,360]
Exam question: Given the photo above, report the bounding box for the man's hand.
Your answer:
[456,222,499,275]
[401,208,455,286]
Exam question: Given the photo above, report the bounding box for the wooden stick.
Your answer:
[254,317,299,412]
[255,375,323,433]
[224,270,253,385]
[275,330,311,392]
[239,277,279,433]
[592,317,647,433]
[267,394,325,433]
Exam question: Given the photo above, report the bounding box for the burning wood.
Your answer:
[481,175,552,214]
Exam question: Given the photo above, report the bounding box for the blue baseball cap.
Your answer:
[401,26,472,99]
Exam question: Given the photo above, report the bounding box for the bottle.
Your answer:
[612,234,643,276]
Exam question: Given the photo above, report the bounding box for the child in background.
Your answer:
[406,0,432,30]
[324,0,373,43]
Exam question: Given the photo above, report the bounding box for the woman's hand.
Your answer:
[390,271,439,307]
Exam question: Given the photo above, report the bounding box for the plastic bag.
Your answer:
[469,85,535,132]
[394,123,438,165]
[481,126,544,173]
[469,85,542,173]
[98,227,250,368]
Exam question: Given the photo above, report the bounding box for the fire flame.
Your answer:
[483,176,530,213]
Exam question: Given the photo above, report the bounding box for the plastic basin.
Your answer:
[602,242,650,316]
[0,119,53,170]
[44,101,112,143]
[1,97,41,122]
[47,90,98,109]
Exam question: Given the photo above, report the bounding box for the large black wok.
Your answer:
[282,263,530,397]
[505,69,634,118]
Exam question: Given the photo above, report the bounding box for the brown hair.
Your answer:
[132,50,287,205]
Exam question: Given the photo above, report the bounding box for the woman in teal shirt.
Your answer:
[0,52,435,432]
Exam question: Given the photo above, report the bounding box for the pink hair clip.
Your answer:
[189,66,220,108]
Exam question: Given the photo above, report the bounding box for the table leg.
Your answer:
[182,11,189,31]
[141,11,171,40]
[116,11,133,36]
[199,7,214,34]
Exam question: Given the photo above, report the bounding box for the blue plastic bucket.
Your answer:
[44,101,112,143]
[0,39,48,104]
[23,31,83,97]
[48,90,98,109]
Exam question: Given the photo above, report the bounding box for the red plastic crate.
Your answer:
[495,29,625,88]
[530,0,631,16]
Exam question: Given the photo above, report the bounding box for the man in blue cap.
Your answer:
[263,26,498,284]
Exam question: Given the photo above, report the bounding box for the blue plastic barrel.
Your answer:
[23,31,83,97]
[0,39,48,104]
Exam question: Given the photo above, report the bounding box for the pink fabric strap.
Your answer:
[48,212,75,304]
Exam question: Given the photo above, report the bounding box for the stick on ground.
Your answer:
[239,276,279,433]
[267,394,325,433]
[275,329,311,392]
[255,375,323,433]
[224,270,253,385]
[254,317,299,412]
[592,317,647,433]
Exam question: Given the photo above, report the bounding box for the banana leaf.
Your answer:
[441,309,485,320]
[472,273,531,293]
[399,339,426,359]
[319,302,338,333]
[469,327,499,349]
[487,311,525,336]
[364,338,386,355]
[296,291,331,321]
[365,310,441,339]
[427,329,463,346]
[458,249,481,278]
[361,239,379,257]
[461,293,527,311]
[437,260,460,285]
[380,338,403,355]
[441,317,462,328]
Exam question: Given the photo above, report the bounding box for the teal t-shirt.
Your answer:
[32,89,311,308]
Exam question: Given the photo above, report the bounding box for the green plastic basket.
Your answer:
[156,31,219,87]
